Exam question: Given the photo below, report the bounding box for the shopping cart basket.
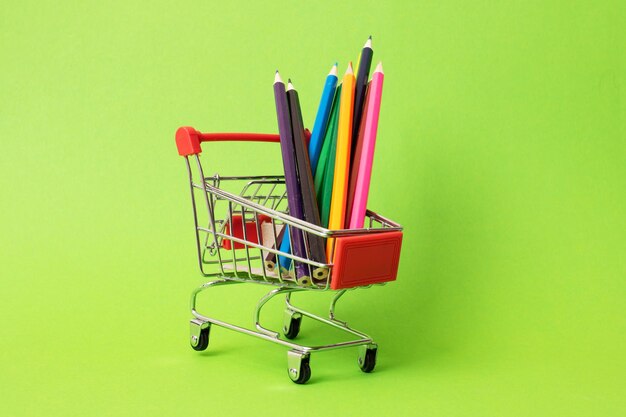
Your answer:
[175,126,404,383]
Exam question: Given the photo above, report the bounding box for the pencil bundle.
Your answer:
[272,36,385,282]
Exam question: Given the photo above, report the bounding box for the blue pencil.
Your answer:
[278,64,338,273]
[277,227,291,273]
[309,63,339,175]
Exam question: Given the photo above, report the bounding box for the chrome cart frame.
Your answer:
[177,127,403,383]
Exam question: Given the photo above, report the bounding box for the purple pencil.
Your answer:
[273,71,310,283]
[287,80,328,281]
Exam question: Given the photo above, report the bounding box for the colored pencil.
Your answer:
[277,224,292,272]
[352,37,373,144]
[345,81,371,225]
[313,86,339,195]
[315,84,342,228]
[348,62,385,229]
[273,71,309,280]
[343,38,373,227]
[263,223,286,270]
[326,63,356,260]
[287,80,327,279]
[277,65,337,273]
[308,63,338,175]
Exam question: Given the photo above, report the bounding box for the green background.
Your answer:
[1,1,624,415]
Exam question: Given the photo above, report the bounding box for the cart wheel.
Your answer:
[283,315,302,339]
[190,320,211,351]
[293,360,311,384]
[358,346,377,373]
[287,351,311,384]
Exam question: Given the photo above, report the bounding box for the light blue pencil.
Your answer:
[309,63,339,175]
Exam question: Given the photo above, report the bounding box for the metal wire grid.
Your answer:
[185,154,401,290]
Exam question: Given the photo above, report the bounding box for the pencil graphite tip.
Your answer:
[287,79,295,90]
[364,36,372,49]
[375,61,383,74]
[274,71,283,84]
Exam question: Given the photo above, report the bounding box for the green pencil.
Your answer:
[315,84,342,228]
[314,84,342,193]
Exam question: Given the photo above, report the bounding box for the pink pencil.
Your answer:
[348,62,384,229]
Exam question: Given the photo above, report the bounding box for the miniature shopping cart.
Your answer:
[175,126,403,384]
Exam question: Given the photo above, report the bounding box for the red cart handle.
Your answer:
[175,126,310,156]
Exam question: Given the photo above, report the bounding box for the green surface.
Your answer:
[1,1,624,416]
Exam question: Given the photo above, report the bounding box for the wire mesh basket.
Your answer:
[176,126,404,383]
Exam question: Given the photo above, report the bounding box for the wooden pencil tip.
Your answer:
[287,79,295,90]
[330,63,338,77]
[346,62,354,75]
[364,36,372,49]
[375,61,383,73]
[274,71,283,84]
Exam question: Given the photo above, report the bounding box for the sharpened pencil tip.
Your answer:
[346,62,354,75]
[375,61,383,73]
[287,80,294,90]
[274,71,283,84]
[330,63,338,77]
[364,36,372,49]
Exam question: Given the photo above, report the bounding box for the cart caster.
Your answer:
[358,344,378,373]
[287,350,311,384]
[283,310,302,339]
[190,319,211,351]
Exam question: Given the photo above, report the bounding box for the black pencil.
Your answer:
[345,81,371,226]
[350,36,373,165]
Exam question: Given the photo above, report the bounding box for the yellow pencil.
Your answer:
[326,62,356,260]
